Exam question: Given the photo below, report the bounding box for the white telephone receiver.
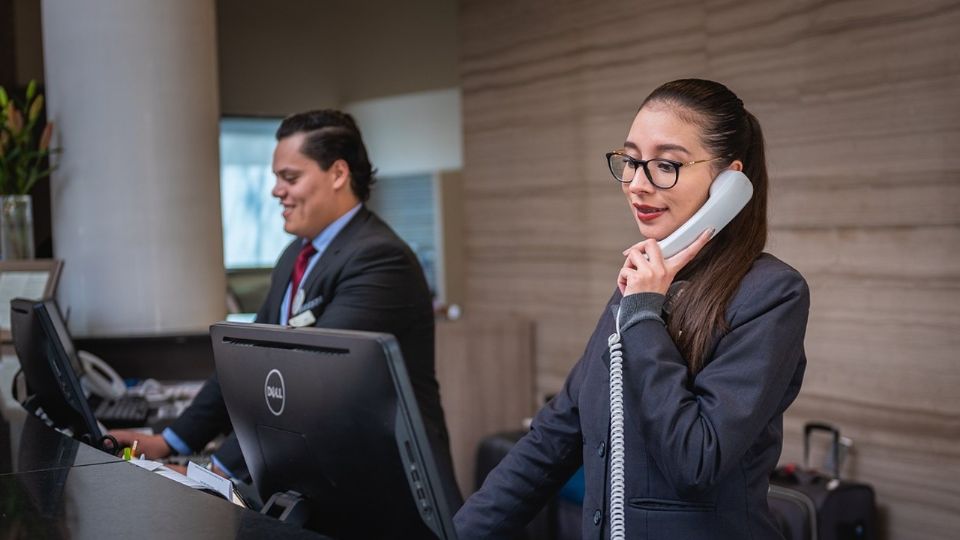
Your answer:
[657,169,754,258]
[78,350,126,401]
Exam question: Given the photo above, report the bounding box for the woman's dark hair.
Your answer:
[276,109,377,202]
[640,79,768,374]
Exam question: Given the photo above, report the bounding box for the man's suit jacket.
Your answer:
[455,254,809,540]
[170,207,455,496]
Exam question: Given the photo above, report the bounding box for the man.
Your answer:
[112,110,456,498]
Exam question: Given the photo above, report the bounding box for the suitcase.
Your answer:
[769,422,878,540]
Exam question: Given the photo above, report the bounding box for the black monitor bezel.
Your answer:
[11,298,103,443]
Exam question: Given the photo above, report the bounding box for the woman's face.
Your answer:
[621,103,737,241]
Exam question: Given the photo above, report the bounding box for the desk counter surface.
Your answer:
[0,413,326,539]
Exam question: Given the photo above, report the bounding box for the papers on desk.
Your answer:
[187,461,233,501]
[127,458,164,473]
[125,458,245,507]
[126,458,206,490]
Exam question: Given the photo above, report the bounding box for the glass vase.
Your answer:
[1,195,36,260]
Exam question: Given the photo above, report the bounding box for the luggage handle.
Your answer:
[804,421,841,479]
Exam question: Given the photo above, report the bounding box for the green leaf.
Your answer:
[25,80,37,102]
[28,95,44,123]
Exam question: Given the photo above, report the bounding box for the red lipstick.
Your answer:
[634,204,666,222]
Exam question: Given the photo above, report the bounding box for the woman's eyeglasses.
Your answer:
[605,151,723,189]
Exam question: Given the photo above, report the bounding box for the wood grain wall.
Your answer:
[458,0,960,537]
[436,317,536,496]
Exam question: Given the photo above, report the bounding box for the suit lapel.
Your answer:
[256,240,301,324]
[298,206,371,300]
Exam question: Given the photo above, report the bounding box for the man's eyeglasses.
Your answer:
[605,151,723,189]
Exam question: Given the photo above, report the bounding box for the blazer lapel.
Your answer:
[298,206,371,300]
[259,240,301,324]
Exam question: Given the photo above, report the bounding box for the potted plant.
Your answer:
[0,80,56,259]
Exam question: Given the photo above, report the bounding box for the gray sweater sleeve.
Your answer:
[617,292,666,331]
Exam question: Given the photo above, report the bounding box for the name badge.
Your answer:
[289,309,316,328]
[298,295,323,314]
[292,289,306,315]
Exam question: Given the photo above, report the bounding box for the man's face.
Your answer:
[270,133,344,239]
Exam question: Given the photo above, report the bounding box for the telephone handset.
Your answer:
[607,169,753,540]
[78,350,126,401]
[657,169,754,258]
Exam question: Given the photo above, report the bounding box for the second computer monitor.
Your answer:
[10,298,102,443]
[212,322,457,540]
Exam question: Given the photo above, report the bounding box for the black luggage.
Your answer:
[769,422,878,540]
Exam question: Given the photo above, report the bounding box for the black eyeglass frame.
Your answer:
[605,150,724,189]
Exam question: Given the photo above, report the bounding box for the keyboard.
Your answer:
[95,396,151,428]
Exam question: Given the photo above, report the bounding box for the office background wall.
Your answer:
[459,0,960,538]
[6,0,460,121]
[216,0,458,115]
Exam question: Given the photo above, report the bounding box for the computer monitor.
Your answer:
[0,259,64,342]
[211,322,458,540]
[10,298,104,448]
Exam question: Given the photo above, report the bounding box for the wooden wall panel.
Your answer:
[435,317,537,497]
[460,0,960,537]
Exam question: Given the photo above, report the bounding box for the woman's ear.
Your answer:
[728,159,744,172]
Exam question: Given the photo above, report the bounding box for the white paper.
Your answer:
[187,460,233,501]
[154,466,208,490]
[125,459,244,506]
[126,458,164,472]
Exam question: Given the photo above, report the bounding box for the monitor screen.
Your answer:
[0,259,63,342]
[211,322,457,539]
[10,298,102,444]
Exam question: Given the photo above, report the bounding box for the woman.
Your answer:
[454,79,809,539]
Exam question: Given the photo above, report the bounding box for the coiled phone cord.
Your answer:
[607,306,626,540]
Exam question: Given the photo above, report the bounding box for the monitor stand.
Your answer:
[261,490,310,526]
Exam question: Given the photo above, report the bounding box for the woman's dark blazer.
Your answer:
[455,253,810,540]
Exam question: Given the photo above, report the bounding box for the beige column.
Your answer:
[41,0,225,336]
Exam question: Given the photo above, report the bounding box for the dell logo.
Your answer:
[264,368,286,416]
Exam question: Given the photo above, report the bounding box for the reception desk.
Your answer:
[0,412,326,539]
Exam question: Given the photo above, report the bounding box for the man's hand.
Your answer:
[166,463,188,475]
[210,462,230,479]
[108,431,172,459]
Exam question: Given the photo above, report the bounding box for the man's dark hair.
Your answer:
[276,109,377,201]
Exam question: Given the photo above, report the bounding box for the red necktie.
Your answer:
[288,242,318,318]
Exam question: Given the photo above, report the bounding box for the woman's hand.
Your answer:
[618,229,713,296]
